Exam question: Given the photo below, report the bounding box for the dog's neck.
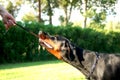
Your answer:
[62,47,98,79]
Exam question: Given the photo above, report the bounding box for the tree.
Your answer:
[22,12,37,22]
[27,0,56,24]
[27,0,43,22]
[38,0,42,22]
[57,0,78,25]
[0,0,24,17]
[46,0,53,25]
[42,0,59,25]
[77,0,117,28]
[81,0,87,28]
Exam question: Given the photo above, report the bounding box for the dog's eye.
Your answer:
[60,41,67,47]
[51,37,55,40]
[56,36,63,40]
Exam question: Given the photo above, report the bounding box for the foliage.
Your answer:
[0,0,117,27]
[70,0,117,28]
[0,21,120,64]
[0,0,24,17]
[22,12,38,22]
[57,0,78,25]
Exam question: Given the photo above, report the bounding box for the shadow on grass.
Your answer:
[0,60,62,69]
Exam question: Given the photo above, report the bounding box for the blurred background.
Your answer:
[0,0,120,29]
[0,0,120,63]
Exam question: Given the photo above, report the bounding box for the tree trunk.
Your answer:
[82,0,88,28]
[68,4,72,22]
[47,0,52,25]
[83,16,87,28]
[49,15,52,25]
[64,7,68,25]
[38,0,41,22]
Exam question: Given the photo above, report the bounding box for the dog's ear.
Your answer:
[75,47,84,62]
[68,42,84,62]
[67,43,75,61]
[60,40,75,61]
[61,39,84,62]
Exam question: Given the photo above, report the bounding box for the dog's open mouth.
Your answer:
[39,31,53,49]
[38,31,64,59]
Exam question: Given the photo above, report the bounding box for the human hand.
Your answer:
[1,11,16,30]
[0,6,16,30]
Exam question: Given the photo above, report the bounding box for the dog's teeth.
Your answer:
[39,38,53,49]
[44,42,53,49]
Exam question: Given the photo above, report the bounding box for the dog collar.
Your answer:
[87,52,100,79]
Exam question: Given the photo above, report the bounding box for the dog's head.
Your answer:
[38,31,84,62]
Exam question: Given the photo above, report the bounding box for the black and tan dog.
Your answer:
[38,31,120,80]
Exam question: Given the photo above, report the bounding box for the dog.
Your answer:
[38,31,120,80]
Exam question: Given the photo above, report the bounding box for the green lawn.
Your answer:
[0,60,86,80]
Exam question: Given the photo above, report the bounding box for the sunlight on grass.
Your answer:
[0,60,86,80]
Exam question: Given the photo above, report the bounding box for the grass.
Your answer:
[0,60,86,80]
